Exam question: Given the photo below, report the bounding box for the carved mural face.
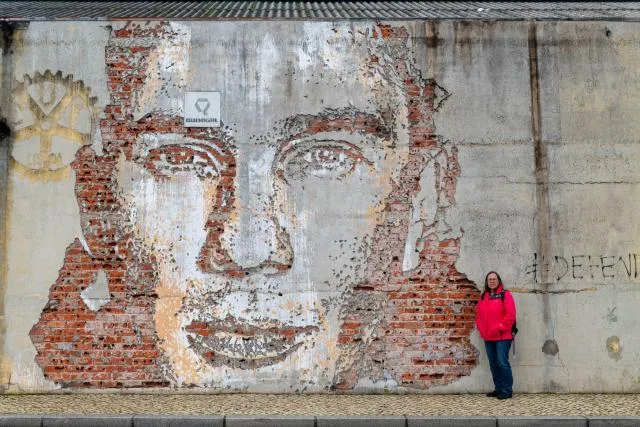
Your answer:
[31,22,478,392]
[114,28,412,388]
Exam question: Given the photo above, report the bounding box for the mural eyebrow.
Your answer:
[279,108,392,140]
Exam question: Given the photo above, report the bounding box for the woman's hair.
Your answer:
[481,271,503,300]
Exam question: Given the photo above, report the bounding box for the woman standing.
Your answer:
[475,271,517,399]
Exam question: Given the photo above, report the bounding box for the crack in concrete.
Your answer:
[511,287,597,294]
[462,175,640,185]
[549,180,639,185]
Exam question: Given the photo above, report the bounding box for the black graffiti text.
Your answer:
[525,253,640,283]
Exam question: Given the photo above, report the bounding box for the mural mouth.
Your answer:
[185,317,319,369]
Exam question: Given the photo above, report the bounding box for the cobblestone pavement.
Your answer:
[0,394,639,417]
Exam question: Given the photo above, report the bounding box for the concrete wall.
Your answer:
[0,19,638,393]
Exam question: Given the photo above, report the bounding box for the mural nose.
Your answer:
[197,181,293,276]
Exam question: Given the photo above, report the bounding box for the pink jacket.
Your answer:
[475,285,517,341]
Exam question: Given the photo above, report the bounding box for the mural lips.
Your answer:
[185,316,320,368]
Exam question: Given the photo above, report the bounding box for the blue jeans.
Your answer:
[484,339,513,395]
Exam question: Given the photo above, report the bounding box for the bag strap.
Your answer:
[500,290,516,355]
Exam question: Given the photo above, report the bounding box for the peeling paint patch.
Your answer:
[606,335,622,361]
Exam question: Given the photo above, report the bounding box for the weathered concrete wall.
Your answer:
[1,19,639,393]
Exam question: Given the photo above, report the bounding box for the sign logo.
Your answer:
[185,92,220,127]
[195,98,210,116]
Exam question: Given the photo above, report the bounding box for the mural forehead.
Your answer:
[28,21,479,392]
[184,22,404,138]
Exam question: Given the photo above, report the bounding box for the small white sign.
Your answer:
[184,92,221,127]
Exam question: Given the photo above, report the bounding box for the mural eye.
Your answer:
[143,144,219,180]
[280,141,369,183]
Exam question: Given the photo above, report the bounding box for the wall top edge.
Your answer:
[3,17,640,23]
[2,2,640,21]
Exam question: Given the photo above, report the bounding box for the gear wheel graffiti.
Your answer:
[10,70,98,178]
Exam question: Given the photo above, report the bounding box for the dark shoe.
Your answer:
[486,391,499,397]
[496,393,512,400]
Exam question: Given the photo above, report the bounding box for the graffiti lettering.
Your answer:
[526,253,639,283]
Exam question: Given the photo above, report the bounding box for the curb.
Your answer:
[0,416,639,426]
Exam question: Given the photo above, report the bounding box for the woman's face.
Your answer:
[487,273,500,290]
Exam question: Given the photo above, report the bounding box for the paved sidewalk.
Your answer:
[0,393,639,417]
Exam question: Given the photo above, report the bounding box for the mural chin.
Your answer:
[155,279,340,388]
[154,265,361,386]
